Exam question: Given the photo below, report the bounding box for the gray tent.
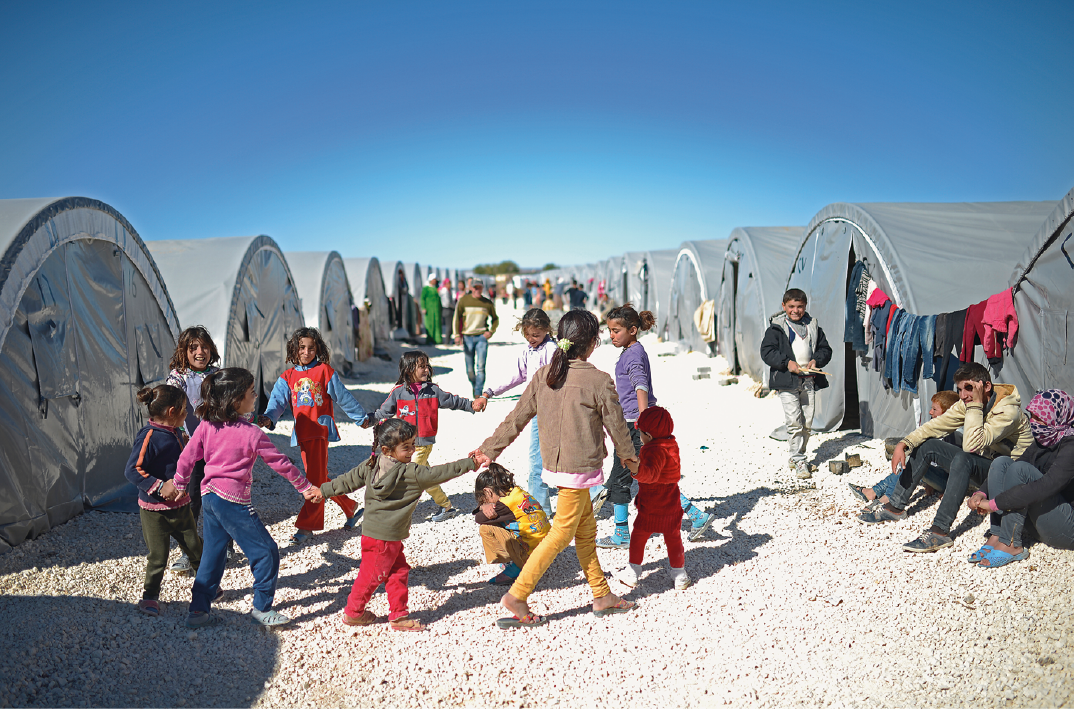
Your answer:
[285,251,355,374]
[623,249,678,338]
[343,257,391,358]
[1004,186,1074,398]
[384,260,416,336]
[717,227,803,385]
[787,201,1055,439]
[602,257,626,305]
[0,197,180,550]
[147,235,304,408]
[666,240,729,354]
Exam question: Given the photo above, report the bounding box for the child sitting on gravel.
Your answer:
[372,350,484,523]
[615,406,691,590]
[124,384,204,617]
[321,418,483,632]
[473,463,551,585]
[848,390,960,508]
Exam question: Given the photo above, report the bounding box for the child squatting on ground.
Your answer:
[473,463,551,585]
[124,384,204,617]
[615,406,691,590]
[478,308,558,514]
[760,288,833,479]
[262,327,369,545]
[172,368,324,628]
[372,350,485,523]
[320,418,485,632]
[478,309,639,627]
[595,303,715,548]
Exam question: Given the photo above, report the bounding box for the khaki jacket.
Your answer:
[902,383,1033,459]
[480,361,636,473]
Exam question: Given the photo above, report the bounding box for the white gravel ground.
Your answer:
[1,304,1072,708]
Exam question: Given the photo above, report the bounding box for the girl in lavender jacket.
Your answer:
[476,309,558,513]
[172,368,323,629]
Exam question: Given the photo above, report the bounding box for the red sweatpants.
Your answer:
[629,525,685,568]
[295,437,358,530]
[345,536,410,621]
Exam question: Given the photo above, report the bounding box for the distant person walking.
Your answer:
[421,275,443,345]
[454,280,499,398]
[566,279,589,311]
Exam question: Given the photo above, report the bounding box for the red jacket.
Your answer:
[633,436,683,529]
[281,363,336,442]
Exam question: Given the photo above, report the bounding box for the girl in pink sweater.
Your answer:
[172,368,323,628]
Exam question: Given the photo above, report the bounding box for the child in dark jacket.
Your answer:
[614,406,690,590]
[321,418,481,632]
[760,288,833,480]
[372,350,483,522]
[124,384,203,617]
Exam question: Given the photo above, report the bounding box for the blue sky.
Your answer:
[2,1,1072,270]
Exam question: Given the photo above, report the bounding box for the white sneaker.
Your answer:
[671,568,692,590]
[795,461,812,479]
[615,563,640,588]
[169,554,192,576]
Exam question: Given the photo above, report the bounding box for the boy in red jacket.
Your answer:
[615,406,691,590]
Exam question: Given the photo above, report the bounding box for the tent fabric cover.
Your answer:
[147,235,304,401]
[636,249,678,338]
[285,251,355,373]
[788,201,1055,440]
[343,257,392,354]
[1005,186,1074,399]
[0,197,180,551]
[717,227,803,386]
[666,239,729,353]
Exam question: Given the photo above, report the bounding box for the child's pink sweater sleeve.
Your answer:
[254,430,312,492]
[173,426,204,493]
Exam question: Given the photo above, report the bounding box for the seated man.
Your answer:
[859,362,1033,552]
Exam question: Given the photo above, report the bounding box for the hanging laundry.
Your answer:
[932,309,967,386]
[960,298,989,363]
[863,280,879,347]
[865,288,891,309]
[918,314,936,382]
[870,301,892,372]
[884,308,906,390]
[844,260,869,351]
[982,287,1019,359]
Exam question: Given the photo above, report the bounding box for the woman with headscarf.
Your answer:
[967,389,1074,567]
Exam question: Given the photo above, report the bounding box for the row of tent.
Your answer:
[547,193,1074,446]
[0,197,472,551]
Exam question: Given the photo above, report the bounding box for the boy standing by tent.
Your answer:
[760,289,833,479]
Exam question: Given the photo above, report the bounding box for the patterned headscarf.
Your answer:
[1026,389,1074,448]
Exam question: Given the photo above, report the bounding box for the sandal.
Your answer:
[977,548,1029,569]
[342,610,380,626]
[488,573,515,586]
[137,599,160,617]
[343,510,363,531]
[389,616,426,632]
[848,484,873,504]
[290,531,313,545]
[593,598,636,617]
[967,545,994,564]
[496,613,548,628]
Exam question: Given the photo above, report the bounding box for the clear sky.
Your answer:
[2,1,1072,270]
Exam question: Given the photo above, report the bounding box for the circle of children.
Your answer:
[124,281,1074,632]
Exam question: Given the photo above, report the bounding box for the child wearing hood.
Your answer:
[319,418,482,631]
[615,406,691,590]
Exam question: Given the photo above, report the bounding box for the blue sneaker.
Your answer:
[687,512,717,542]
[596,525,630,549]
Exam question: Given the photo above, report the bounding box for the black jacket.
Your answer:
[980,436,1074,510]
[760,312,833,391]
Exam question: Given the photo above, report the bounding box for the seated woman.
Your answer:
[966,389,1074,568]
[473,464,551,585]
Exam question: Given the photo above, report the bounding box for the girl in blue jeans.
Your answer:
[477,309,557,514]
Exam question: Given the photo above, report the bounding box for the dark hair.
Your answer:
[372,418,417,460]
[606,302,655,334]
[169,326,220,372]
[397,350,431,385]
[546,310,601,390]
[286,327,330,366]
[474,463,515,504]
[196,368,254,423]
[783,288,808,305]
[931,390,959,411]
[136,384,187,420]
[953,362,991,385]
[514,308,553,335]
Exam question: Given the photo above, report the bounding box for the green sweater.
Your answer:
[321,455,476,541]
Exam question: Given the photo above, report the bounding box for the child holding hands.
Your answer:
[321,418,482,631]
[615,406,691,590]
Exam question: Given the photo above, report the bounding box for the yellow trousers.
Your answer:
[509,487,610,602]
[414,445,451,508]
